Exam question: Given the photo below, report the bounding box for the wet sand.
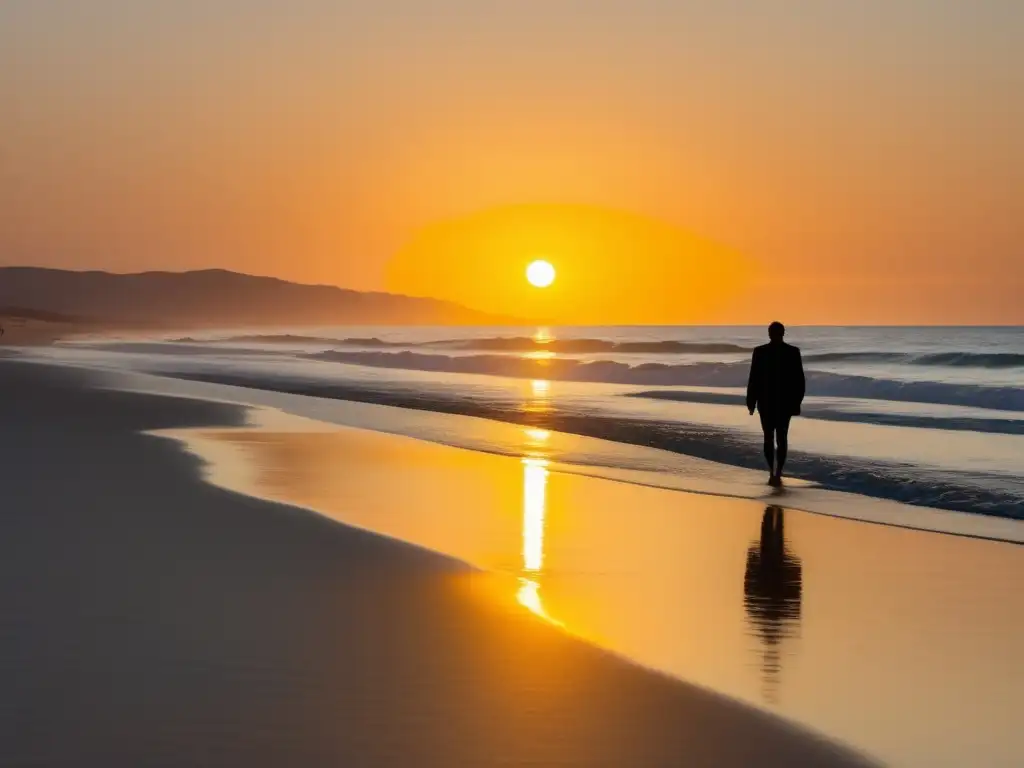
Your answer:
[0,360,874,767]
[175,409,1024,767]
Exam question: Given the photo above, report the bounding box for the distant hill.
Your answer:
[0,268,522,328]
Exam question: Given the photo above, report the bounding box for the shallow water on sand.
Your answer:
[30,325,1024,519]
[170,415,1024,768]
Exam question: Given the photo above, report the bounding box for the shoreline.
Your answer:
[0,359,878,766]
[43,357,1020,545]
[13,338,1024,521]
[139,376,1024,767]
[35,343,1022,521]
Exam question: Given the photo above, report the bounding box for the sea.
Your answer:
[27,325,1024,532]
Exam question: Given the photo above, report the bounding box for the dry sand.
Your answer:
[0,360,875,766]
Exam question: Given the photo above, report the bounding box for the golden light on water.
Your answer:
[525,428,551,444]
[515,579,563,627]
[526,329,555,360]
[524,350,556,361]
[521,457,548,573]
[524,378,552,418]
[517,453,562,625]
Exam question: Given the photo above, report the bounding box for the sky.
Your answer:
[1,1,1021,324]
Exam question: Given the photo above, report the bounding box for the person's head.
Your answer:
[768,321,785,342]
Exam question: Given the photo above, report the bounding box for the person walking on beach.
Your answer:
[747,322,805,487]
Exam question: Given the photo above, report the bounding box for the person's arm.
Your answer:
[746,349,759,414]
[793,348,805,415]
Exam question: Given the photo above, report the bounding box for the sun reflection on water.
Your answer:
[523,378,552,419]
[516,450,565,626]
[522,457,548,572]
[516,578,563,626]
[524,428,551,448]
[524,349,556,361]
[517,434,562,625]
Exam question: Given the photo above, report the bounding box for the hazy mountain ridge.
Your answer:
[0,268,521,327]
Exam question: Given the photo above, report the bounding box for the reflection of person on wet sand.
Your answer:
[743,506,802,704]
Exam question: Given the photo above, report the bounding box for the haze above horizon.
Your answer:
[1,1,1020,324]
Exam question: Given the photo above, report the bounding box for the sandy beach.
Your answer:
[4,0,1021,763]
[0,359,879,767]
[172,396,1024,768]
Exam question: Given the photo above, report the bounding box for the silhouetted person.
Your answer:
[743,506,802,704]
[746,322,805,486]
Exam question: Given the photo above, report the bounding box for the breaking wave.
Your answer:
[804,351,1024,368]
[178,335,1024,369]
[176,334,750,355]
[305,350,1024,412]
[156,369,1024,521]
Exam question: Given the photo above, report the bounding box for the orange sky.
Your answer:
[0,1,1021,324]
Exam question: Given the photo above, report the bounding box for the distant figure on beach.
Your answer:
[746,322,805,486]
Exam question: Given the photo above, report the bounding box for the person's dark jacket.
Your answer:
[746,341,806,416]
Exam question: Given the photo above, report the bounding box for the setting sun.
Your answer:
[387,204,754,323]
[526,260,556,288]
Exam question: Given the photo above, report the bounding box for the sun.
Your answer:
[526,259,556,288]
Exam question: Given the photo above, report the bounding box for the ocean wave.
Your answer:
[627,390,1024,435]
[179,334,749,355]
[172,334,363,346]
[158,369,1024,521]
[913,352,1024,368]
[802,352,909,363]
[79,341,292,358]
[180,335,1024,369]
[307,350,1024,411]
[804,351,1024,368]
[427,337,751,354]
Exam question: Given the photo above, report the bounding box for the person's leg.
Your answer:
[775,414,792,478]
[758,411,776,478]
